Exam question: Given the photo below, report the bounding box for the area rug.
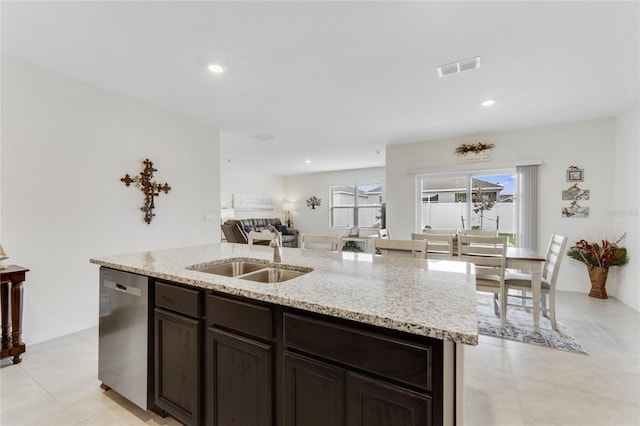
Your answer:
[477,294,588,355]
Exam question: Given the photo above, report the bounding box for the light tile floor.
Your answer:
[1,291,638,425]
[463,291,640,426]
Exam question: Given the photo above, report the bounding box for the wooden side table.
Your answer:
[1,265,29,364]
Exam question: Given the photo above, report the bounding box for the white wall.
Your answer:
[283,167,385,236]
[611,102,639,311]
[220,160,285,221]
[1,59,221,344]
[385,117,638,302]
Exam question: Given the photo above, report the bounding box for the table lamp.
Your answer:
[282,202,295,228]
[220,208,235,223]
[0,243,8,270]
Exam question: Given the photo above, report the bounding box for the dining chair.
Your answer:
[371,237,428,259]
[425,228,458,235]
[504,234,568,331]
[458,235,508,328]
[460,229,498,237]
[377,228,390,239]
[248,231,275,245]
[300,233,343,251]
[411,232,454,260]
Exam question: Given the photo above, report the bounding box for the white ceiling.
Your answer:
[2,1,638,175]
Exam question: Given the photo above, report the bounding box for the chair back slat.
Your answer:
[543,234,568,284]
[458,234,506,253]
[460,229,498,237]
[458,235,508,277]
[412,232,454,260]
[301,234,343,251]
[371,238,427,258]
[248,231,275,245]
[425,228,458,235]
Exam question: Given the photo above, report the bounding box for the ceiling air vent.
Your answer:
[437,56,481,77]
[254,134,274,141]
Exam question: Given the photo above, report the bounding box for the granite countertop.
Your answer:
[90,243,478,345]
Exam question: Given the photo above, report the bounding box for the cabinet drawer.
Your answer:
[284,313,432,391]
[155,281,202,317]
[207,294,272,340]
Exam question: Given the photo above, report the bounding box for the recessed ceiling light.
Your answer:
[207,64,225,74]
[305,159,311,164]
[481,99,495,107]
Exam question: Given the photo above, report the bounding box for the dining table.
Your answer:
[504,247,546,332]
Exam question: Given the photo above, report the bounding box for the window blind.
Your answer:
[516,165,538,250]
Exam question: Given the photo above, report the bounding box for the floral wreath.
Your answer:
[455,142,495,155]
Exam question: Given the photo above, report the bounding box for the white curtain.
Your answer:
[516,165,538,250]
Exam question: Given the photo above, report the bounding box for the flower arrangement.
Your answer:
[567,233,629,267]
[455,142,495,155]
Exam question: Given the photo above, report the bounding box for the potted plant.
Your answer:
[567,233,629,299]
[342,240,363,252]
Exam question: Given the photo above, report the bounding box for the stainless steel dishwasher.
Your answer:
[98,267,152,410]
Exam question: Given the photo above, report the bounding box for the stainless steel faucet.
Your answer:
[267,225,283,263]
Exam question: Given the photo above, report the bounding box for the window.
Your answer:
[417,170,518,244]
[330,183,383,228]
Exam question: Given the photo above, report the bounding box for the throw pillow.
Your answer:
[244,226,253,233]
[275,225,289,235]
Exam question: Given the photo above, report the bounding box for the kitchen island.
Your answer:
[91,243,478,426]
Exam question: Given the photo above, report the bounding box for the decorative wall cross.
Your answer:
[121,159,171,224]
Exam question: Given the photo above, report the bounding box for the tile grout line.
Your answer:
[15,363,67,411]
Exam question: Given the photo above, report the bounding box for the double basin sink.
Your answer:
[187,257,312,283]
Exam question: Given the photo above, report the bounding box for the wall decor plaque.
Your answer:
[566,166,584,182]
[562,201,589,218]
[233,194,274,211]
[562,184,590,200]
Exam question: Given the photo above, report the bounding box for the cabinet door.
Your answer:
[206,328,272,426]
[283,352,345,426]
[346,373,432,426]
[154,308,202,426]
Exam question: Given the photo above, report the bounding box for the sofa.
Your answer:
[221,218,299,248]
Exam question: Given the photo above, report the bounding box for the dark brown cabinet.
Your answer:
[282,351,432,426]
[206,328,272,426]
[150,284,444,426]
[154,282,203,426]
[283,352,345,426]
[346,373,431,426]
[205,294,274,426]
[282,313,436,426]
